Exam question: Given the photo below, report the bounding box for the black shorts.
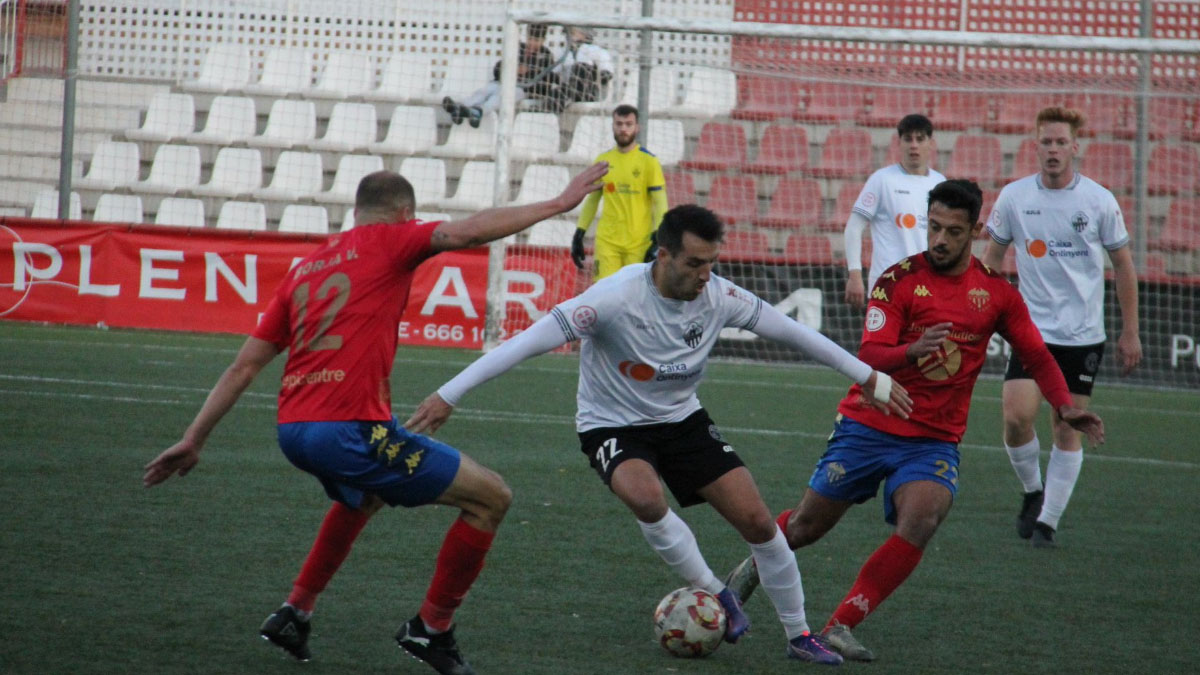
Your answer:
[578,409,744,508]
[1005,341,1105,396]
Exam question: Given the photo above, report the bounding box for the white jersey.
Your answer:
[553,42,615,79]
[852,164,947,289]
[550,263,762,431]
[986,173,1129,346]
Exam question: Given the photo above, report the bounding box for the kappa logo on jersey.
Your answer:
[916,339,962,381]
[845,594,871,614]
[865,307,886,332]
[894,212,919,229]
[618,361,655,382]
[683,321,704,348]
[1071,211,1090,233]
[968,287,990,311]
[914,285,932,297]
[871,287,890,302]
[572,305,598,329]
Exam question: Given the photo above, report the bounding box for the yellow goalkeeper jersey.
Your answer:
[592,144,666,249]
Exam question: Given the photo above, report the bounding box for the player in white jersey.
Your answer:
[982,107,1142,547]
[406,205,912,665]
[844,114,947,308]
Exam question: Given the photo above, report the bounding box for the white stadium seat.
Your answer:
[313,154,385,205]
[93,194,144,223]
[192,147,263,198]
[154,197,206,228]
[183,45,252,94]
[215,200,267,231]
[126,92,195,143]
[278,204,330,234]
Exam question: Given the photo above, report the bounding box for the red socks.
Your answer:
[776,509,793,533]
[826,534,923,630]
[419,517,496,633]
[287,502,370,614]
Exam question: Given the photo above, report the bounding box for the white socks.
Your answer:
[751,527,810,639]
[1040,445,1083,529]
[1005,435,1044,493]
[638,509,722,595]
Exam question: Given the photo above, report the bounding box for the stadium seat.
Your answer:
[215,200,267,231]
[931,91,989,131]
[513,164,572,211]
[947,134,1004,186]
[1153,198,1200,251]
[252,151,324,202]
[429,111,498,160]
[278,205,330,234]
[126,92,195,143]
[440,161,497,211]
[821,181,863,231]
[663,170,696,208]
[92,194,144,224]
[732,75,801,122]
[646,119,685,167]
[184,95,257,146]
[805,128,872,179]
[192,147,264,198]
[130,144,202,195]
[30,190,82,219]
[436,54,496,103]
[340,207,356,231]
[1147,144,1200,196]
[784,234,835,265]
[668,67,737,118]
[679,122,747,172]
[368,105,438,156]
[857,89,931,127]
[76,141,140,191]
[247,99,317,150]
[182,44,252,94]
[397,157,447,206]
[314,154,385,205]
[1081,141,1133,193]
[705,175,758,227]
[1006,138,1040,184]
[154,197,205,228]
[1075,94,1130,138]
[1114,97,1193,141]
[245,49,313,96]
[366,53,436,103]
[309,52,373,99]
[555,115,610,165]
[307,102,378,153]
[525,219,576,248]
[793,82,865,124]
[754,177,822,230]
[743,124,808,175]
[986,93,1066,135]
[510,112,561,162]
[721,230,771,262]
[978,189,999,229]
[617,66,677,113]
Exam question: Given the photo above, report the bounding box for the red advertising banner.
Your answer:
[0,219,580,349]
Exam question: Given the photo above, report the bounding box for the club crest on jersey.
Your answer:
[708,424,724,441]
[683,321,704,348]
[826,462,847,484]
[1071,211,1090,233]
[968,287,990,311]
[572,305,598,329]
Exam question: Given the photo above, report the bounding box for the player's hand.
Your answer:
[571,229,587,269]
[143,439,201,487]
[906,322,953,362]
[1058,406,1105,446]
[1117,330,1142,375]
[556,161,608,214]
[845,271,865,308]
[404,392,455,435]
[864,371,912,419]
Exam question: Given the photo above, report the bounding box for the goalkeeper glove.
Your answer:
[644,230,659,263]
[571,229,587,269]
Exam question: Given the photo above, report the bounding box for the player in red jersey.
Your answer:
[143,162,607,675]
[725,179,1104,662]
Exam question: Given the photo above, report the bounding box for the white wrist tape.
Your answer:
[872,372,893,403]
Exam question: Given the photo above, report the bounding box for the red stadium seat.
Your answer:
[663,171,696,208]
[1113,97,1193,141]
[821,180,864,231]
[1075,94,1131,138]
[947,134,1004,186]
[857,89,931,128]
[986,93,1066,135]
[932,91,989,131]
[806,128,872,179]
[783,234,835,266]
[733,76,801,122]
[721,230,772,262]
[743,125,808,175]
[705,175,759,226]
[755,177,822,230]
[679,122,747,172]
[794,82,866,124]
[1147,144,1200,196]
[978,189,999,231]
[1153,198,1200,252]
[1006,138,1040,184]
[1081,141,1133,194]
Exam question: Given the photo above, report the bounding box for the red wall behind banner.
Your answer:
[0,219,579,349]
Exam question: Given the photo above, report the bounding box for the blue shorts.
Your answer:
[277,417,461,509]
[808,416,960,525]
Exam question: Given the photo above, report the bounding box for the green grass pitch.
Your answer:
[1,321,1198,674]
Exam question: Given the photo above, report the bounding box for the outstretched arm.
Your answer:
[143,336,280,487]
[843,211,869,308]
[404,315,571,434]
[1109,245,1142,375]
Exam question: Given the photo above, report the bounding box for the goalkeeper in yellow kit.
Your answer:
[572,104,669,279]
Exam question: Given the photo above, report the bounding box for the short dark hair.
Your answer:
[928,179,983,225]
[613,104,639,120]
[356,170,415,212]
[527,23,548,39]
[656,204,724,254]
[897,113,933,137]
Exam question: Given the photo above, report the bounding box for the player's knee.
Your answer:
[736,510,778,545]
[784,512,825,549]
[480,473,513,521]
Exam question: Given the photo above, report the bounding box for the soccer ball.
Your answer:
[652,586,727,658]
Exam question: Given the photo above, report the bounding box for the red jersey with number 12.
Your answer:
[838,253,1070,442]
[253,220,440,424]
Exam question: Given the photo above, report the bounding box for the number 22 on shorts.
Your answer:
[595,437,622,472]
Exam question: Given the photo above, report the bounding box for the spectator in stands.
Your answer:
[442,23,558,128]
[572,104,669,279]
[546,25,615,113]
[981,106,1142,548]
[844,114,946,309]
